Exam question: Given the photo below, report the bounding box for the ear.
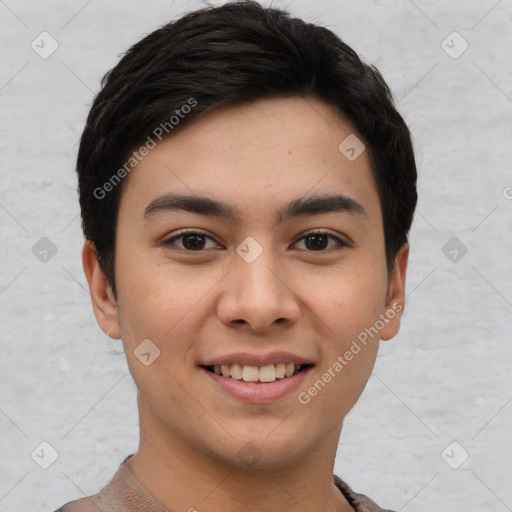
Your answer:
[380,243,409,341]
[82,240,121,339]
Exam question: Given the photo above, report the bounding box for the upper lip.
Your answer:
[201,352,315,367]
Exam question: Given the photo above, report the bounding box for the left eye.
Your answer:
[293,231,348,251]
[163,230,348,252]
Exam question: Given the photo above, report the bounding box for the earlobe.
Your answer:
[380,243,409,341]
[82,241,121,339]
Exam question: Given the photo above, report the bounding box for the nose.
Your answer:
[216,249,300,332]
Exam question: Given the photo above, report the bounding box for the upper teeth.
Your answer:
[213,363,301,382]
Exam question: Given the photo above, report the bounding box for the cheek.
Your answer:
[299,262,385,400]
[300,275,383,424]
[116,252,206,338]
[115,254,229,392]
[306,263,387,343]
[114,257,198,410]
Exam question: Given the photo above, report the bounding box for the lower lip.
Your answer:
[200,366,313,404]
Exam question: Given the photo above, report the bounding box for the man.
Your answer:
[56,1,416,510]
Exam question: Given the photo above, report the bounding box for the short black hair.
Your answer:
[77,0,417,298]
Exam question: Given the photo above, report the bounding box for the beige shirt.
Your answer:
[54,455,394,512]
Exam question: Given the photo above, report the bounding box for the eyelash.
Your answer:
[163,229,350,253]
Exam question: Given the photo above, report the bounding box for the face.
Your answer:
[84,96,408,469]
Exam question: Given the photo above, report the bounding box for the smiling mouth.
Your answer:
[202,363,313,383]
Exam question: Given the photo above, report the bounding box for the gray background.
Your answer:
[1,0,511,510]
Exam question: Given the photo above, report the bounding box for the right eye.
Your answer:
[163,230,220,252]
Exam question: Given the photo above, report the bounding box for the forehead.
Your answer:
[118,96,381,227]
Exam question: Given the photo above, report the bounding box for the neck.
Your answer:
[126,394,353,512]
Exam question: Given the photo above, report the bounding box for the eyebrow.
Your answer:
[143,192,368,223]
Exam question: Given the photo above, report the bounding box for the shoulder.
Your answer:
[52,494,102,512]
[333,474,396,512]
[52,455,135,512]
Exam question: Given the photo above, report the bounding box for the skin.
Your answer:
[83,96,408,512]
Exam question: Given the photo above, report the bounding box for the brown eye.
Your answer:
[304,233,329,251]
[293,231,349,251]
[181,233,207,250]
[164,231,218,251]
